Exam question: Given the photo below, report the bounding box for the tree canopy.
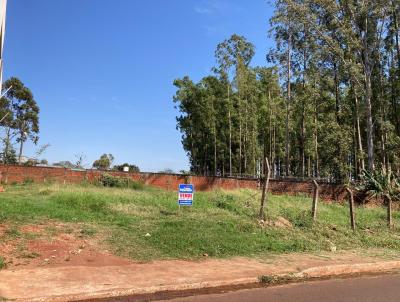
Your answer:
[92,154,114,170]
[0,77,40,164]
[173,1,400,182]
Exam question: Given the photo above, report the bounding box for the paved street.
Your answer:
[160,274,400,302]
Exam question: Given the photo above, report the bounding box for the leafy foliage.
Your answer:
[357,170,400,201]
[0,256,6,270]
[1,77,40,164]
[2,77,40,163]
[92,154,114,170]
[113,163,140,173]
[99,173,143,190]
[174,35,281,177]
[174,1,400,182]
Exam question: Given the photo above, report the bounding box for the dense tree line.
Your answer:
[174,34,282,178]
[173,0,400,182]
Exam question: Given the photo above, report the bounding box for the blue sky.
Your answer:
[3,0,273,172]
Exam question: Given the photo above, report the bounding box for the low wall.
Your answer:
[0,165,347,202]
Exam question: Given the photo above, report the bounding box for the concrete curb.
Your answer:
[37,260,400,302]
[259,260,400,286]
[296,260,400,279]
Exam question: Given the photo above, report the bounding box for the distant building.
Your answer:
[19,156,34,164]
[0,0,6,89]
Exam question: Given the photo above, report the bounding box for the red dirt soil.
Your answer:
[0,222,131,270]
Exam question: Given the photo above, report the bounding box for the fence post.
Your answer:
[259,157,271,221]
[312,180,319,222]
[385,194,393,229]
[345,187,356,231]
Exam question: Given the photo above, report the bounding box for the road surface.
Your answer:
[162,274,400,302]
[81,274,400,302]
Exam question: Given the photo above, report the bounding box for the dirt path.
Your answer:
[0,251,397,302]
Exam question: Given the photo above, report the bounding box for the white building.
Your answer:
[0,0,6,89]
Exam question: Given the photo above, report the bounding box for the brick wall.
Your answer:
[0,165,347,202]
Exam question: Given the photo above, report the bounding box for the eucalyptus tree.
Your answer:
[93,154,114,170]
[268,0,300,176]
[174,0,400,181]
[1,77,40,164]
[255,67,284,177]
[215,34,255,175]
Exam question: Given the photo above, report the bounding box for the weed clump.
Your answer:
[99,174,143,190]
[0,256,6,270]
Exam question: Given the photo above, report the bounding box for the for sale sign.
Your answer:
[178,184,194,206]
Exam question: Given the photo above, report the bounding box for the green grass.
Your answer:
[0,183,399,261]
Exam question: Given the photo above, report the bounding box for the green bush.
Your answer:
[23,177,34,185]
[0,256,6,270]
[99,174,143,190]
[215,194,235,210]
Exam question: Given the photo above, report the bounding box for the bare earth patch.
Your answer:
[0,250,399,302]
[0,221,132,270]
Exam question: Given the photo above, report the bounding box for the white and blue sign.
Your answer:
[178,184,194,206]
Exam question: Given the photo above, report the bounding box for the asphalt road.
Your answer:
[160,274,400,302]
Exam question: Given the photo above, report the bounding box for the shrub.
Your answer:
[0,256,6,270]
[99,174,143,190]
[211,191,236,211]
[357,170,400,201]
[23,177,34,185]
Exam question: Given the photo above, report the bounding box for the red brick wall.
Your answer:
[0,165,347,201]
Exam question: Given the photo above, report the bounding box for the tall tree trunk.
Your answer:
[334,63,340,124]
[3,127,10,164]
[226,82,233,176]
[212,98,217,176]
[301,106,306,178]
[346,187,356,231]
[313,90,319,178]
[244,105,248,173]
[353,121,358,179]
[312,180,319,222]
[228,107,232,176]
[272,116,276,178]
[239,113,242,175]
[268,90,272,169]
[389,50,400,136]
[259,157,271,221]
[285,29,292,177]
[363,16,375,172]
[392,1,400,135]
[18,137,24,165]
[353,86,365,172]
[392,0,400,71]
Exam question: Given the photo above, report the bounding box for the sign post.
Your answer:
[178,184,194,208]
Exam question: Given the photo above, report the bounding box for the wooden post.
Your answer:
[259,157,271,221]
[312,180,319,222]
[63,168,67,185]
[345,187,356,231]
[385,194,393,229]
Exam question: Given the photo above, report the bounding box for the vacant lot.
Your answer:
[0,183,399,268]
